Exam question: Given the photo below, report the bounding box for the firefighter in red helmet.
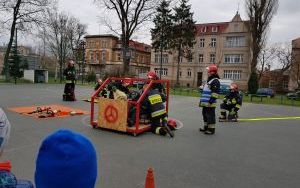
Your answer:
[219,83,242,122]
[147,71,165,94]
[199,64,220,135]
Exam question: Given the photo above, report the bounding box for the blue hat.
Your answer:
[35,129,97,188]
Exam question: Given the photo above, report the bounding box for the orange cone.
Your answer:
[145,168,155,188]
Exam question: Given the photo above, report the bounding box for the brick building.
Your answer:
[84,34,151,77]
[260,68,290,93]
[150,12,251,90]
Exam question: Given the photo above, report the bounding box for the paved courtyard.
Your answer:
[1,84,300,188]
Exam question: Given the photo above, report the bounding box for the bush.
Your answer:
[248,72,258,94]
[86,72,96,83]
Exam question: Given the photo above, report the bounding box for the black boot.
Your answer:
[204,124,215,135]
[199,123,208,132]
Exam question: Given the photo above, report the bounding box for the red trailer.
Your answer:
[90,77,170,136]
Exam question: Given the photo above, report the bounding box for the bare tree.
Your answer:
[245,0,279,93]
[95,0,158,75]
[1,0,51,79]
[273,42,295,73]
[257,45,276,81]
[41,7,86,82]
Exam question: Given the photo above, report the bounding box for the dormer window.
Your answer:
[212,26,218,32]
[201,26,207,33]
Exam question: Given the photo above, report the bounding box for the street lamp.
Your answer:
[78,40,86,84]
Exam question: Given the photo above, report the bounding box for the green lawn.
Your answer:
[170,88,300,107]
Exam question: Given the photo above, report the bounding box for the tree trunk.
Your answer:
[176,44,181,86]
[3,0,21,80]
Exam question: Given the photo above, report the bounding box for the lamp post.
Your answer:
[78,40,86,84]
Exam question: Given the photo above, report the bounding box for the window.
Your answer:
[101,51,106,62]
[95,52,99,63]
[179,69,182,77]
[269,81,276,89]
[117,52,121,61]
[210,38,216,48]
[223,70,242,80]
[101,40,108,48]
[154,54,169,64]
[90,51,94,63]
[201,27,207,33]
[210,54,215,63]
[188,55,193,63]
[212,26,218,32]
[226,36,246,47]
[199,38,205,48]
[154,68,168,76]
[283,81,288,89]
[180,57,183,63]
[187,69,192,77]
[224,54,244,64]
[199,54,204,63]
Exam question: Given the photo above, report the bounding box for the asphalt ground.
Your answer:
[0,84,300,188]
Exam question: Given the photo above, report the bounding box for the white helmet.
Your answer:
[0,108,11,156]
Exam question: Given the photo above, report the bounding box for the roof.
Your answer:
[84,34,119,39]
[128,40,151,53]
[195,22,229,35]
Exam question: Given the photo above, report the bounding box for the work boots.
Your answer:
[199,122,208,132]
[204,124,215,135]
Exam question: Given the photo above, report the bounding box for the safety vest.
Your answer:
[146,90,166,118]
[200,78,218,107]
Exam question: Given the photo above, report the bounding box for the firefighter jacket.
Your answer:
[199,75,220,108]
[63,66,76,83]
[223,91,242,112]
[143,89,166,118]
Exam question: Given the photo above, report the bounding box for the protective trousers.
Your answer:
[151,114,168,136]
[202,107,216,134]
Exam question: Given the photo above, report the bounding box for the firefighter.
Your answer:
[142,84,174,137]
[219,83,242,122]
[147,71,165,94]
[63,60,76,101]
[199,64,220,135]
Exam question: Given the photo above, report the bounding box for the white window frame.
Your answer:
[224,54,244,64]
[199,54,204,63]
[226,36,246,47]
[223,70,242,80]
[210,54,216,63]
[199,38,205,48]
[187,69,192,77]
[212,27,218,32]
[211,38,216,48]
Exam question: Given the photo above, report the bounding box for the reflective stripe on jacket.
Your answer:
[145,90,166,118]
[200,78,218,107]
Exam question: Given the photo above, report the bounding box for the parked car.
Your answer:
[286,91,300,100]
[256,88,275,97]
[199,79,233,94]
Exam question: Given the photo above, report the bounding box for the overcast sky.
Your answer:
[3,0,299,46]
[56,0,300,45]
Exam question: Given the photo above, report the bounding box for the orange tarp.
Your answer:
[8,104,88,119]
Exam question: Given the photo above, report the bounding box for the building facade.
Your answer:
[260,68,290,93]
[289,38,300,91]
[84,35,151,77]
[150,13,251,90]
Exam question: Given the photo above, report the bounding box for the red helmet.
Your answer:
[147,71,158,79]
[230,83,239,92]
[122,79,132,86]
[207,64,218,74]
[167,119,177,130]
